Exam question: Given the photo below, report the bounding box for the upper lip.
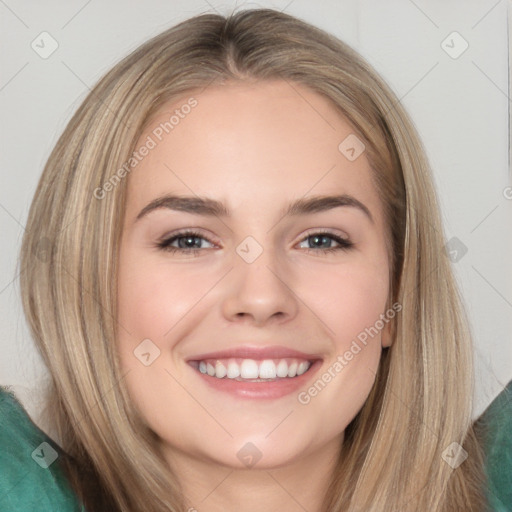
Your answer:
[187,345,323,362]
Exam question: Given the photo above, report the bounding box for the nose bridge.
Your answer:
[235,231,285,294]
[221,231,298,324]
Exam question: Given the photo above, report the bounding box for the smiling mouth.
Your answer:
[188,357,316,381]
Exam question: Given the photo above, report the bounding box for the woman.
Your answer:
[0,7,498,511]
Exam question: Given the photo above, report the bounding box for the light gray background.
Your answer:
[0,0,510,428]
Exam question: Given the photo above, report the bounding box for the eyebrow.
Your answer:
[135,193,374,224]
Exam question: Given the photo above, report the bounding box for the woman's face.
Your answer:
[116,80,391,471]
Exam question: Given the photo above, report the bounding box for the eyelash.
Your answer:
[155,229,353,256]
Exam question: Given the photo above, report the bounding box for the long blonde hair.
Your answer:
[19,7,487,511]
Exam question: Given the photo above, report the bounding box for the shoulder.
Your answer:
[475,380,512,512]
[0,386,86,512]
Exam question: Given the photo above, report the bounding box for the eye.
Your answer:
[297,230,353,254]
[155,229,353,255]
[156,230,215,255]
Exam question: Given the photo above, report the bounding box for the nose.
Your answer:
[220,244,299,327]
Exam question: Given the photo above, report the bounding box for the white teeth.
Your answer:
[296,361,309,376]
[196,358,312,380]
[287,361,298,377]
[206,363,215,376]
[276,360,289,378]
[226,360,240,378]
[240,359,259,379]
[215,360,227,378]
[258,359,277,379]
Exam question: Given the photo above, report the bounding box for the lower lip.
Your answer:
[189,359,323,400]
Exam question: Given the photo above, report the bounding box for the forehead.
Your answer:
[124,80,383,225]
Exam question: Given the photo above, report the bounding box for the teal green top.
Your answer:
[0,382,511,511]
[476,380,512,512]
[0,386,85,511]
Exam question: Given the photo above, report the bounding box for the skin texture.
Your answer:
[116,80,391,512]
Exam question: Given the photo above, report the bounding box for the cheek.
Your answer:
[300,260,389,346]
[115,253,212,432]
[295,265,387,438]
[117,254,210,351]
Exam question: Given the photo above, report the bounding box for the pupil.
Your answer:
[311,235,329,248]
[180,236,201,249]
